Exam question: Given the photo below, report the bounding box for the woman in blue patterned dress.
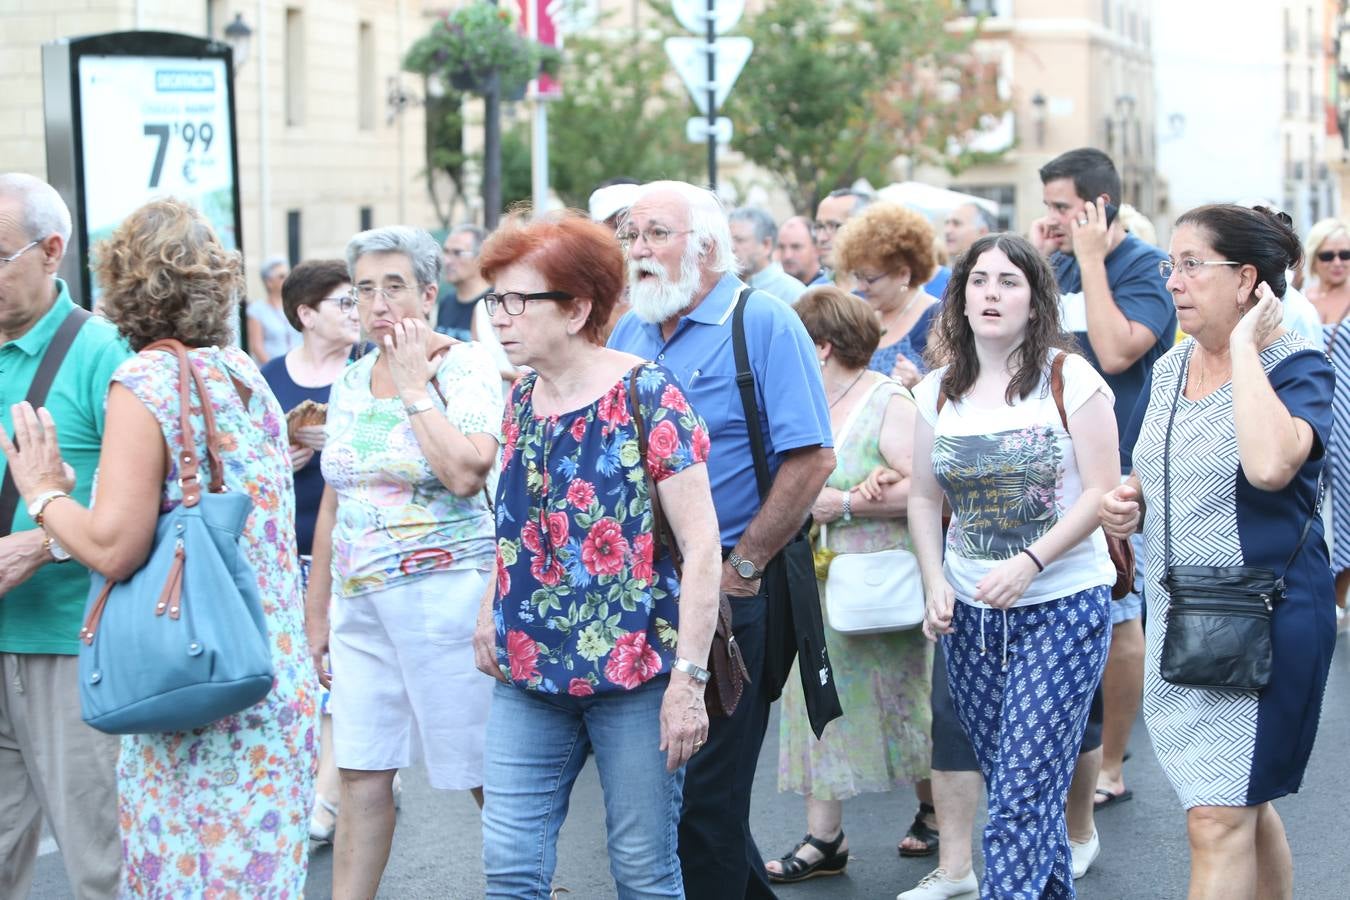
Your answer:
[470,211,722,899]
[909,233,1120,900]
[2,199,318,896]
[1102,205,1334,900]
[832,202,943,389]
[1302,217,1350,614]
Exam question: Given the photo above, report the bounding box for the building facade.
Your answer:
[1,0,439,284]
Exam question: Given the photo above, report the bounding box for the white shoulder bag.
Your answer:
[819,378,925,634]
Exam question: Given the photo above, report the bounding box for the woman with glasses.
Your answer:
[471,211,721,899]
[831,203,943,390]
[1302,217,1350,614]
[1102,205,1333,900]
[304,226,501,899]
[258,259,360,845]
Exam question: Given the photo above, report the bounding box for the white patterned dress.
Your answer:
[1132,334,1335,808]
[112,345,318,897]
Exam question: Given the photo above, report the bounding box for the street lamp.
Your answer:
[1030,91,1047,147]
[224,13,253,71]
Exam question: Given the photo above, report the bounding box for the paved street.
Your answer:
[31,629,1349,899]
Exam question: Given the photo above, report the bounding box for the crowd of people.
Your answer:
[0,140,1340,900]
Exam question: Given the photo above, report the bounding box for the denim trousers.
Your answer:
[481,675,684,899]
[945,586,1112,900]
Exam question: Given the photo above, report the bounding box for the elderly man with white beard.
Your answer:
[608,181,835,900]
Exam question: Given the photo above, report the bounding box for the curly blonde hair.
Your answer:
[94,199,242,351]
[832,202,938,286]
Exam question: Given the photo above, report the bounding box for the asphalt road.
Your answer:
[30,629,1350,899]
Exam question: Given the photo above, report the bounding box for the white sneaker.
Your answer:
[898,866,979,900]
[1069,828,1100,879]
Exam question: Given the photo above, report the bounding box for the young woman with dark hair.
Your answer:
[908,232,1121,899]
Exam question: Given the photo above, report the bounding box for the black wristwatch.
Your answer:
[727,552,763,580]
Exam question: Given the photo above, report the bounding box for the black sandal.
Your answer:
[766,832,848,883]
[898,802,940,857]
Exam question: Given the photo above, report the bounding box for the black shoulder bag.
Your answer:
[1158,345,1319,691]
[0,306,92,542]
[732,287,842,738]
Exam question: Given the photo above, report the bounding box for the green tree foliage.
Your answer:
[527,29,705,209]
[724,0,1008,214]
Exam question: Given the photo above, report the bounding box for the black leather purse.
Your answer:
[1158,347,1319,692]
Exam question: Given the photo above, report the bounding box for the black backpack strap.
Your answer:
[0,305,93,538]
[731,285,772,501]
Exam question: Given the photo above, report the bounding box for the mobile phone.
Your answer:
[1104,202,1119,227]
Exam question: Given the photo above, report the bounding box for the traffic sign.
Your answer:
[663,36,753,112]
[671,0,746,35]
[686,116,733,143]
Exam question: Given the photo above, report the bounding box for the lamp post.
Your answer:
[223,14,252,70]
[1030,90,1047,148]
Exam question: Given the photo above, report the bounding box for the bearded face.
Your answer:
[628,233,703,324]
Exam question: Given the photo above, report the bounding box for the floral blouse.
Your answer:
[494,363,710,696]
[322,342,501,597]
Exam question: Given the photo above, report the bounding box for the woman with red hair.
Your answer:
[471,211,721,898]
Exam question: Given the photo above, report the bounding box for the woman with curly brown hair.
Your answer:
[907,233,1120,899]
[832,202,943,389]
[0,198,318,895]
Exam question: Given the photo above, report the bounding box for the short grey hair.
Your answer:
[448,223,486,254]
[963,202,998,232]
[259,254,288,288]
[729,206,777,246]
[826,188,875,216]
[0,172,72,248]
[346,225,443,286]
[631,181,735,275]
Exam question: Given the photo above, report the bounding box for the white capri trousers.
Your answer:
[328,568,493,790]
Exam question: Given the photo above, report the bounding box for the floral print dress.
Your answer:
[778,378,932,800]
[493,363,709,696]
[111,346,318,898]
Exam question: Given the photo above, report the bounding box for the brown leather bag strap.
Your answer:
[1049,352,1069,431]
[626,364,683,578]
[141,339,228,505]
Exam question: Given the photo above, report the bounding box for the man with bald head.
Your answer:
[0,173,126,898]
[944,201,997,260]
[776,216,827,287]
[609,181,835,898]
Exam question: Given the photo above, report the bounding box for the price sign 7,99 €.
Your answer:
[78,55,239,254]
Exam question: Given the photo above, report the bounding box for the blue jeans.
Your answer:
[481,676,684,899]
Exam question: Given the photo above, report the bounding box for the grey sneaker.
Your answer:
[898,867,979,900]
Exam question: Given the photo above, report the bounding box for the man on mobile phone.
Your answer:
[1030,146,1175,877]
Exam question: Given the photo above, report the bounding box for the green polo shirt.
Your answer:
[0,278,131,654]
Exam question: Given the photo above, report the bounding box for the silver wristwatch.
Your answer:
[727,552,763,580]
[673,657,711,685]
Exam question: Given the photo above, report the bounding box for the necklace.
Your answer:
[879,287,920,335]
[828,370,866,408]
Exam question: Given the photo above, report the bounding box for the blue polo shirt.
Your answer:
[608,273,833,547]
[1051,233,1175,471]
[806,269,831,287]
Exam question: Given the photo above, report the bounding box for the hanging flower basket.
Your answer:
[404,4,561,98]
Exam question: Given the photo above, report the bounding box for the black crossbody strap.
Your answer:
[0,305,92,538]
[730,286,771,501]
[1163,343,1320,579]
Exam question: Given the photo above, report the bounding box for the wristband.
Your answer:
[673,657,711,685]
[1021,548,1045,572]
[404,398,436,417]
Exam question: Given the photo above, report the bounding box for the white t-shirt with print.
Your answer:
[914,351,1117,608]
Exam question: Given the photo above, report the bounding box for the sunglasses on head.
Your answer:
[1318,250,1350,262]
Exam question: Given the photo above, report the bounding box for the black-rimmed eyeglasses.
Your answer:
[484,290,574,316]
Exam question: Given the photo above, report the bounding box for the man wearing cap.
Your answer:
[588,180,640,233]
[730,206,806,305]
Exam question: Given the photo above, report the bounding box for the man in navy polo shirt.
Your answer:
[609,181,834,899]
[1033,147,1175,876]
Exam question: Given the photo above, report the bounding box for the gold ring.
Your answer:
[693,740,705,749]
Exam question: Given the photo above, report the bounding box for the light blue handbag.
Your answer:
[78,339,274,734]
